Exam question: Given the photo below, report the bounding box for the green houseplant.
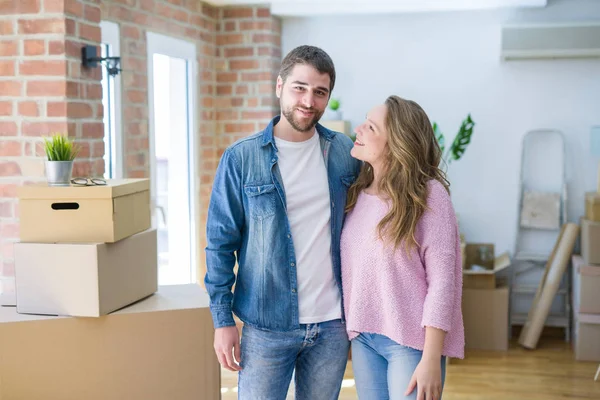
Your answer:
[43,133,80,186]
[324,97,342,120]
[432,114,475,236]
[328,98,340,112]
[433,114,475,166]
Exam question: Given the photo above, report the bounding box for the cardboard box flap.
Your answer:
[17,179,149,200]
[462,252,510,290]
[113,284,209,315]
[464,243,496,270]
[1,285,207,324]
[463,252,510,275]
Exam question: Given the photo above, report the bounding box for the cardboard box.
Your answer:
[573,313,600,362]
[0,284,221,400]
[581,218,600,264]
[17,178,151,243]
[15,229,158,317]
[462,287,509,351]
[585,192,600,222]
[571,255,600,314]
[463,243,496,270]
[520,191,560,229]
[461,243,510,351]
[463,251,510,289]
[319,120,351,135]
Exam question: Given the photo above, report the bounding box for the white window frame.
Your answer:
[146,31,199,285]
[100,20,124,179]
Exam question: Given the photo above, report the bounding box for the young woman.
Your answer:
[341,95,465,400]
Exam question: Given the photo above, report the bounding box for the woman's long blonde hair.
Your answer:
[345,95,450,252]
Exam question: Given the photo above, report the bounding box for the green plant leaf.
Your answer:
[449,114,475,162]
[43,133,79,161]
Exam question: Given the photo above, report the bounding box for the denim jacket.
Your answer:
[204,116,361,331]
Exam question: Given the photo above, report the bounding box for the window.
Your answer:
[100,21,123,179]
[147,32,199,285]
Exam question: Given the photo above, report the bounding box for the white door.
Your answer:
[147,32,198,285]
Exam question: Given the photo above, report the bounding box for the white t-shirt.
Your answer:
[274,133,342,324]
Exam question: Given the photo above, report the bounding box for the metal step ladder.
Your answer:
[509,129,571,340]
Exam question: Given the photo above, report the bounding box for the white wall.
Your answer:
[282,0,600,256]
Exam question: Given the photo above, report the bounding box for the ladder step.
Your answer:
[510,313,569,327]
[514,252,549,262]
[512,285,567,295]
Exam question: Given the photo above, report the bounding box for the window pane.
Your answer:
[101,44,117,179]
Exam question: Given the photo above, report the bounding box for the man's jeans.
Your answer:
[351,333,447,400]
[238,319,350,400]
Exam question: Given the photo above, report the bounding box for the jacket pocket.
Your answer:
[244,183,277,219]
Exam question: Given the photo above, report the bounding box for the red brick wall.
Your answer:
[64,0,105,178]
[199,6,281,276]
[0,1,282,286]
[215,6,281,154]
[0,0,104,278]
[101,0,220,180]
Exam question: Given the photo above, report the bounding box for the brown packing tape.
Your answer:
[518,223,580,349]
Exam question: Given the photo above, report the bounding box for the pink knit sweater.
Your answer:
[341,180,465,359]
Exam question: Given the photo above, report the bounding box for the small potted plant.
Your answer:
[323,98,342,120]
[43,133,80,186]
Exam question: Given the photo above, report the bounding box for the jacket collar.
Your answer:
[261,115,335,148]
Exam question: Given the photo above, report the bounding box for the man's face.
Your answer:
[276,64,331,133]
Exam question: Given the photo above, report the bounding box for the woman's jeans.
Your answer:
[351,333,447,399]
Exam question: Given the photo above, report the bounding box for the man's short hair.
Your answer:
[279,45,336,93]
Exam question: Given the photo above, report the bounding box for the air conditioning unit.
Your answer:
[501,22,600,60]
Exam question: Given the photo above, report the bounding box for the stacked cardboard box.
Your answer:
[0,284,221,400]
[0,179,221,399]
[14,179,157,317]
[572,193,600,361]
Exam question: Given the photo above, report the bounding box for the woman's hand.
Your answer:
[405,357,442,400]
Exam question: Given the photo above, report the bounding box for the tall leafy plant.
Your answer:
[433,114,475,165]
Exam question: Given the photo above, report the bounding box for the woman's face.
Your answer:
[351,103,389,169]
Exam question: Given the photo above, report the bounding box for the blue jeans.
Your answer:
[351,333,447,400]
[238,319,350,400]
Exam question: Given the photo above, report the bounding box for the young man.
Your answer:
[204,45,361,399]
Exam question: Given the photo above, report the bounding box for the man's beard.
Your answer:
[282,106,323,133]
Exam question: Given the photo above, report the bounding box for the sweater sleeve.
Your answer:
[419,181,460,332]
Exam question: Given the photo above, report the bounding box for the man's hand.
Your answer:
[214,326,242,372]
